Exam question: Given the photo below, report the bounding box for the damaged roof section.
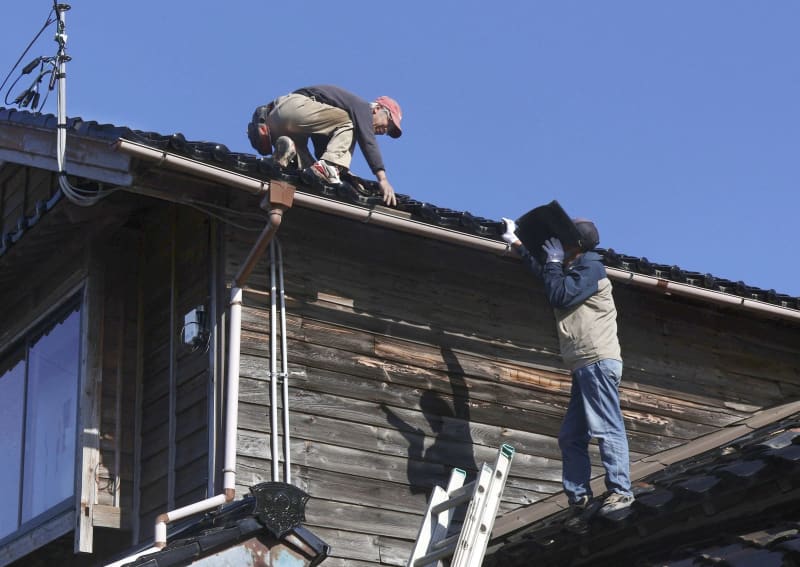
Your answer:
[485,409,800,566]
[0,106,798,310]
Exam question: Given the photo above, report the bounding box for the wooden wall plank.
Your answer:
[221,206,800,567]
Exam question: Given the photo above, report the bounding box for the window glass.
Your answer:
[21,308,81,523]
[0,355,25,539]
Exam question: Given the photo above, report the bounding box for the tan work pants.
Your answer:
[266,93,354,170]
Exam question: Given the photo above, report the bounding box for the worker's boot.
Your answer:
[597,492,634,519]
[272,136,296,169]
[564,495,600,534]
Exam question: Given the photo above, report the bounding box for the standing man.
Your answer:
[247,84,402,207]
[501,216,634,518]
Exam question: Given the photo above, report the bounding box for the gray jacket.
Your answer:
[523,250,622,371]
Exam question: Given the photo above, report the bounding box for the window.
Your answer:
[0,302,81,539]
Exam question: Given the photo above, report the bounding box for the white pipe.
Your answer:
[223,286,243,495]
[110,224,283,562]
[114,139,800,323]
[147,286,242,550]
[269,239,280,481]
[277,239,291,484]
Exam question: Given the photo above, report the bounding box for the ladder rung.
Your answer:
[429,533,459,552]
[429,481,475,515]
[413,534,459,566]
[408,446,515,567]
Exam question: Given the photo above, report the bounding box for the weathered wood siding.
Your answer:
[95,233,140,527]
[137,204,212,539]
[0,165,56,239]
[0,163,135,559]
[224,201,800,566]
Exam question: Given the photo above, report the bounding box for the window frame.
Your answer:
[0,284,85,550]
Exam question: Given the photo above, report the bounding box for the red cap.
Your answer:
[375,95,403,138]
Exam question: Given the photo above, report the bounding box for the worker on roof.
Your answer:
[247,85,402,207]
[501,217,634,522]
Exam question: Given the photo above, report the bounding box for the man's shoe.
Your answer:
[564,495,594,534]
[272,136,296,169]
[598,492,634,518]
[305,160,342,186]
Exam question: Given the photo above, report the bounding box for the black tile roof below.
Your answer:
[110,494,329,567]
[1,107,798,310]
[485,414,800,566]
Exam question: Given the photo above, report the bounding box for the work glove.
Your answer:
[501,218,518,244]
[542,237,564,263]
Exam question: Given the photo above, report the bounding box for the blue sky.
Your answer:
[2,1,798,296]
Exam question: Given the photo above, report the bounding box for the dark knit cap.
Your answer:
[572,218,600,251]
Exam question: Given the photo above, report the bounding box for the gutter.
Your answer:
[113,138,800,325]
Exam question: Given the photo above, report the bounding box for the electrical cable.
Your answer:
[51,3,119,207]
[183,201,265,232]
[0,7,55,98]
[183,198,269,222]
[7,4,264,217]
[124,185,268,232]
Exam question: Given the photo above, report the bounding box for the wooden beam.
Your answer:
[93,505,124,529]
[75,246,104,553]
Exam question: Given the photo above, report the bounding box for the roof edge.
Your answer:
[115,138,800,325]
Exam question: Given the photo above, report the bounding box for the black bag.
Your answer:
[247,102,274,155]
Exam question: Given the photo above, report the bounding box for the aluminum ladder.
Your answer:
[407,444,515,567]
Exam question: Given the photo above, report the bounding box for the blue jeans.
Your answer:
[558,359,632,503]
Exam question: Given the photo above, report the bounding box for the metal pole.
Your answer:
[269,239,279,481]
[277,239,291,484]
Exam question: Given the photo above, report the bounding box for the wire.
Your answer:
[50,3,119,207]
[184,198,269,222]
[122,185,269,232]
[0,7,55,97]
[183,201,265,232]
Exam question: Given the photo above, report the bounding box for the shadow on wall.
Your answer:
[381,344,478,495]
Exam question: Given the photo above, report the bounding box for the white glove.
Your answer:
[542,237,564,263]
[501,217,518,244]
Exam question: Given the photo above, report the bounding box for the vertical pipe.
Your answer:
[114,300,124,508]
[223,286,242,496]
[132,236,145,543]
[207,218,219,497]
[277,239,291,484]
[167,208,177,510]
[269,239,279,481]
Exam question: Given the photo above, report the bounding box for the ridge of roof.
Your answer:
[1,107,798,311]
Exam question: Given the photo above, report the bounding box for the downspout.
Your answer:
[114,139,800,324]
[147,181,295,549]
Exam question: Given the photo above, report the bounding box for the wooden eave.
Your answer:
[0,121,133,186]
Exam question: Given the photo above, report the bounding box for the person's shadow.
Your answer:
[381,344,477,495]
